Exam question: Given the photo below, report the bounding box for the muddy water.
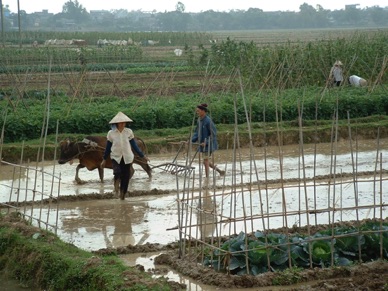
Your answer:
[119,252,318,291]
[1,139,387,290]
[1,138,386,201]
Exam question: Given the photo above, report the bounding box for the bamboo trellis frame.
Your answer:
[176,72,388,274]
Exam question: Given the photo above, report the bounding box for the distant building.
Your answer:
[90,10,111,21]
[345,4,360,10]
[31,9,54,27]
[32,9,54,18]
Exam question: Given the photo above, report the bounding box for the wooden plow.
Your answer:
[151,141,197,176]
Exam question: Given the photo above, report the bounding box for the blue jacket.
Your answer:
[192,115,218,153]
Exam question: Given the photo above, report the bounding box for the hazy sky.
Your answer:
[3,0,387,14]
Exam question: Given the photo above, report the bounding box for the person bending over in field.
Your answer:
[348,75,367,87]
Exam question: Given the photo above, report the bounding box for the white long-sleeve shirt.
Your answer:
[106,128,135,164]
[349,75,366,87]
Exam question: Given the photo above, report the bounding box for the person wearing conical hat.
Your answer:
[348,75,368,87]
[101,112,149,200]
[329,60,344,87]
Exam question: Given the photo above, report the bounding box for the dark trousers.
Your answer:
[112,158,134,194]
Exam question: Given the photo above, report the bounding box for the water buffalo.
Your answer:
[58,135,152,184]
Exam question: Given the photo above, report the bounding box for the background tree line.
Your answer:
[1,0,387,32]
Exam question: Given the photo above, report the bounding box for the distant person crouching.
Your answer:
[348,75,367,87]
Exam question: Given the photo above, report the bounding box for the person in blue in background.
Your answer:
[101,112,149,200]
[191,103,225,177]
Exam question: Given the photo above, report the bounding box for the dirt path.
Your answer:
[1,70,229,98]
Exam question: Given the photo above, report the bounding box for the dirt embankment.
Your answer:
[1,70,229,98]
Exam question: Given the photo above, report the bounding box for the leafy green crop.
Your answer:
[191,31,388,89]
[204,221,388,276]
[1,86,387,143]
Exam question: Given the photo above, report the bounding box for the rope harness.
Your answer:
[65,138,149,166]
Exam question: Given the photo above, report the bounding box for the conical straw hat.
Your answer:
[109,112,133,124]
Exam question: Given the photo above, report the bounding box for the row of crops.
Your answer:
[0,46,144,68]
[1,86,387,143]
[1,29,387,89]
[197,31,388,89]
[0,28,387,143]
[205,221,388,275]
[1,31,214,47]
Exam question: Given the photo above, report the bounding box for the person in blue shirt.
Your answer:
[191,103,225,177]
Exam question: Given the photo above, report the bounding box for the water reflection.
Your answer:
[109,203,136,248]
[43,195,178,251]
[120,252,287,291]
[57,199,147,250]
[197,179,218,240]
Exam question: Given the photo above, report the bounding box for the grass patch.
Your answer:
[0,212,175,290]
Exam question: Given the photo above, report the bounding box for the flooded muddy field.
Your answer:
[1,139,388,290]
[2,138,387,200]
